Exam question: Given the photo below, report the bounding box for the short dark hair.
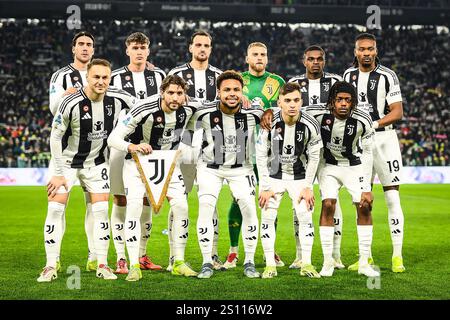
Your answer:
[87,58,111,72]
[217,70,243,89]
[72,31,95,47]
[303,45,326,60]
[279,82,301,97]
[190,30,212,45]
[327,81,357,112]
[125,32,150,47]
[355,33,377,43]
[160,75,188,93]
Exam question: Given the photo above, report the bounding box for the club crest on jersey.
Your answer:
[323,82,330,92]
[370,79,377,91]
[237,119,245,130]
[208,76,214,86]
[147,76,155,86]
[346,124,355,135]
[83,105,89,112]
[296,131,304,142]
[178,113,186,123]
[105,104,113,116]
[266,84,273,95]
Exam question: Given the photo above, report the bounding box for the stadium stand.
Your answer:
[0,19,448,167]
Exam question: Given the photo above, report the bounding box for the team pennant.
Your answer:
[132,150,181,213]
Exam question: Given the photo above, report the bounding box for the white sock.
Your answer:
[357,225,373,265]
[197,195,215,265]
[297,201,314,265]
[125,200,142,266]
[229,246,238,254]
[44,202,65,268]
[212,207,219,257]
[111,204,126,261]
[293,209,302,261]
[384,190,404,257]
[167,208,174,264]
[91,201,110,266]
[170,198,189,261]
[84,193,96,262]
[238,198,258,265]
[139,205,152,257]
[333,198,343,260]
[59,206,66,263]
[260,208,277,267]
[320,226,334,264]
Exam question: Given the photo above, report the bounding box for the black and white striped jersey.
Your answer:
[193,101,263,167]
[288,72,342,109]
[49,64,87,115]
[51,87,135,169]
[305,106,374,166]
[343,64,402,131]
[111,66,166,100]
[168,63,222,102]
[256,109,322,190]
[108,94,199,154]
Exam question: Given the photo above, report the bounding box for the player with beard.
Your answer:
[223,42,286,270]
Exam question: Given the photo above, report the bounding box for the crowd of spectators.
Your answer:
[0,19,448,167]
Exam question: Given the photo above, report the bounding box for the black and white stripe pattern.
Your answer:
[305,106,373,166]
[55,88,133,168]
[264,110,321,180]
[168,63,222,102]
[289,72,342,108]
[111,66,166,99]
[343,64,402,132]
[124,95,197,151]
[194,101,263,167]
[50,64,86,90]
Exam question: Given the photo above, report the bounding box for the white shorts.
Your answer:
[109,148,127,196]
[319,164,367,203]
[123,158,186,201]
[264,177,309,210]
[48,160,110,194]
[372,130,403,186]
[197,162,256,201]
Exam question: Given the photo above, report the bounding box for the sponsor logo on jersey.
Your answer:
[82,113,92,120]
[197,88,205,99]
[94,121,103,131]
[284,144,294,154]
[124,82,133,88]
[359,92,367,102]
[310,95,320,105]
[88,131,108,141]
[212,124,222,131]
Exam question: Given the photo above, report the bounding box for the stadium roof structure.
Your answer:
[0,0,449,25]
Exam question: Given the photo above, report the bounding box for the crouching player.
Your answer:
[108,75,199,281]
[257,82,322,279]
[38,59,134,282]
[306,81,379,277]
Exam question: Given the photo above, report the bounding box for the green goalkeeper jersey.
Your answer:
[242,71,285,110]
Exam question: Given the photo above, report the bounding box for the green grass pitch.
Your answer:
[0,184,449,300]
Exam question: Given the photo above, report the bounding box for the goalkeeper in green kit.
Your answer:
[223,42,286,269]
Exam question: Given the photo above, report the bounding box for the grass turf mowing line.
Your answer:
[0,185,449,299]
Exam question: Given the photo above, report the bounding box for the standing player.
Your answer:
[48,31,97,272]
[288,45,345,270]
[256,82,322,279]
[38,59,134,282]
[168,30,223,271]
[109,32,166,273]
[193,70,263,279]
[223,42,286,269]
[344,33,405,273]
[305,81,379,278]
[108,75,199,281]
